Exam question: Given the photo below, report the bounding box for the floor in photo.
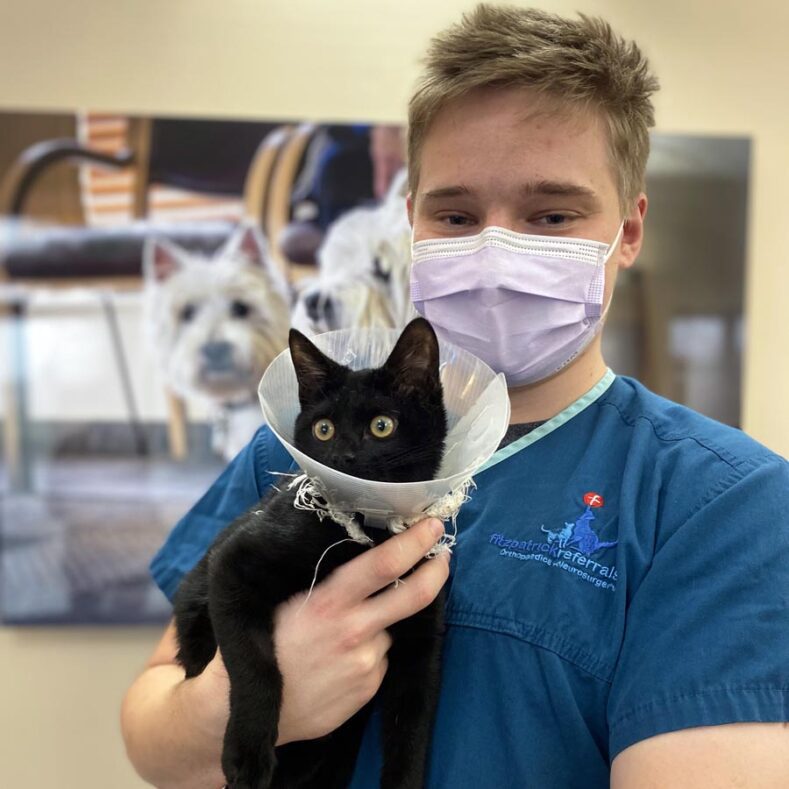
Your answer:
[0,455,223,625]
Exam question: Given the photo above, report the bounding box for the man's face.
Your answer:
[408,86,646,308]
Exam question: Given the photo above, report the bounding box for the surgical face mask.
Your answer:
[410,222,624,386]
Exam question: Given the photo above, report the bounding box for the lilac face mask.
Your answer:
[410,223,624,386]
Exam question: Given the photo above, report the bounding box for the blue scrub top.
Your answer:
[151,373,789,787]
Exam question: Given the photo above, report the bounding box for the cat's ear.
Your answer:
[383,318,441,394]
[143,237,189,283]
[289,329,343,407]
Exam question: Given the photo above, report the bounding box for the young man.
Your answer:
[122,6,789,787]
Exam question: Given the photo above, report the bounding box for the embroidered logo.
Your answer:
[489,493,618,592]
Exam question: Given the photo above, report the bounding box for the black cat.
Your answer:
[173,317,448,789]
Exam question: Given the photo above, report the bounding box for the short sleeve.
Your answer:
[607,456,789,759]
[150,425,295,601]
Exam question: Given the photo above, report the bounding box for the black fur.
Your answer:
[173,318,448,789]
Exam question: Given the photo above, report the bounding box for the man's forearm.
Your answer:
[121,664,226,789]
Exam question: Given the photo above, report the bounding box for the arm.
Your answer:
[611,722,789,788]
[120,620,227,789]
[608,458,789,787]
[121,518,449,788]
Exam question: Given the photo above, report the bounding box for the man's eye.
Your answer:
[538,214,570,226]
[442,214,471,226]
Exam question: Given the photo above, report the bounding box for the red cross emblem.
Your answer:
[583,491,604,508]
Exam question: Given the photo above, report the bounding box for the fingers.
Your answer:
[365,629,393,670]
[354,631,392,703]
[360,550,450,632]
[324,518,446,608]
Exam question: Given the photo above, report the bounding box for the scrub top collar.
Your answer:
[478,368,616,473]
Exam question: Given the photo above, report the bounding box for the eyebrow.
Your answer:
[421,185,473,200]
[421,181,598,201]
[524,180,598,199]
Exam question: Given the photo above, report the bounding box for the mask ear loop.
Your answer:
[598,219,627,323]
[602,219,626,266]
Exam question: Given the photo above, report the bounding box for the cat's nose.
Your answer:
[341,451,356,465]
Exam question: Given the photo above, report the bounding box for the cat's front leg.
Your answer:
[380,588,446,789]
[209,539,284,789]
[219,645,280,789]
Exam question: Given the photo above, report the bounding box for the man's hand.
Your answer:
[191,517,450,746]
[123,518,449,788]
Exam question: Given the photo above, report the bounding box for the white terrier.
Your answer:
[143,224,291,459]
[291,169,414,335]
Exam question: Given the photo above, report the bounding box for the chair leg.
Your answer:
[165,390,188,460]
[99,292,148,455]
[2,299,33,492]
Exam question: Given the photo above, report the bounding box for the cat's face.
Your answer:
[290,319,447,483]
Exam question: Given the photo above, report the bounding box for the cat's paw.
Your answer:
[222,757,276,789]
[222,733,276,789]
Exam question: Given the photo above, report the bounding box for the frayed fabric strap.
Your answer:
[286,473,475,556]
[288,473,373,545]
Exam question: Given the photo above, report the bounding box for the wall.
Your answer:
[0,1,787,787]
[0,627,160,788]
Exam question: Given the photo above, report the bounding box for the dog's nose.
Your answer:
[304,292,333,324]
[201,341,234,368]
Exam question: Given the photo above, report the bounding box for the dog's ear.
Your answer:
[220,223,292,301]
[289,329,344,408]
[143,238,188,283]
[221,224,270,267]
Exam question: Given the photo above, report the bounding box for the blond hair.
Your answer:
[407,4,659,208]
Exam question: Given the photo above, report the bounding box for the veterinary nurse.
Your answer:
[122,6,789,787]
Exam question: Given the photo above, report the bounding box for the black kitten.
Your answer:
[173,317,448,789]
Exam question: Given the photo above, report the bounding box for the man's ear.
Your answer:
[406,192,415,229]
[619,194,648,270]
[383,317,441,394]
[289,329,343,407]
[143,238,189,283]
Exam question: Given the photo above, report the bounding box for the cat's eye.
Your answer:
[313,419,335,441]
[370,415,396,438]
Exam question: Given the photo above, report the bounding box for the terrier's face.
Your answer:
[291,169,413,335]
[144,226,292,405]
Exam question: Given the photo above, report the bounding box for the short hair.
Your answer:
[407,4,660,208]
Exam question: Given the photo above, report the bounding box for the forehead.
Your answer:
[166,258,271,300]
[302,373,402,417]
[417,86,618,206]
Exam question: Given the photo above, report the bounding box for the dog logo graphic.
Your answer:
[541,504,617,558]
[540,522,575,549]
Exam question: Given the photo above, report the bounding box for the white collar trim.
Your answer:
[476,368,616,474]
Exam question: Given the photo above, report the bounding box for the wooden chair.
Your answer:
[0,118,293,488]
[262,122,320,283]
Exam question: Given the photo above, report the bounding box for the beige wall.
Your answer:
[1,1,787,787]
[0,627,160,787]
